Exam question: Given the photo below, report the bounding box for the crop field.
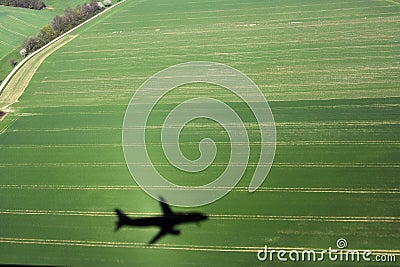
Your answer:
[0,0,88,80]
[0,0,399,266]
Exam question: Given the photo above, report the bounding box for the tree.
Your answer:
[19,0,105,57]
[89,0,101,13]
[22,37,37,53]
[63,7,76,30]
[36,24,56,47]
[0,0,46,10]
[51,15,65,35]
[96,1,104,9]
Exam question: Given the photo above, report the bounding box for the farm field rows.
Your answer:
[0,0,399,266]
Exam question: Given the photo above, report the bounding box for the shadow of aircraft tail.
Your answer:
[115,209,130,231]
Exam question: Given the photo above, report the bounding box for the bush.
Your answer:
[9,58,17,67]
[103,0,111,7]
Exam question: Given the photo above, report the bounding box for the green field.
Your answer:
[0,0,399,266]
[0,0,88,81]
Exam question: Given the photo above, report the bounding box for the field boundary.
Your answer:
[0,0,127,108]
[0,35,78,112]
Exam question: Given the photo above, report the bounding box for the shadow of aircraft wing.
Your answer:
[149,229,169,244]
[159,196,173,217]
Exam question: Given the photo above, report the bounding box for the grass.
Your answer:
[0,0,90,81]
[0,0,399,266]
[0,34,77,110]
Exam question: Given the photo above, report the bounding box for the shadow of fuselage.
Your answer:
[114,197,208,244]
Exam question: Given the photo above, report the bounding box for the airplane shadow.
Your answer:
[114,197,208,244]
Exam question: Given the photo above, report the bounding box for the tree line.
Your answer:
[0,0,46,10]
[20,1,111,57]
